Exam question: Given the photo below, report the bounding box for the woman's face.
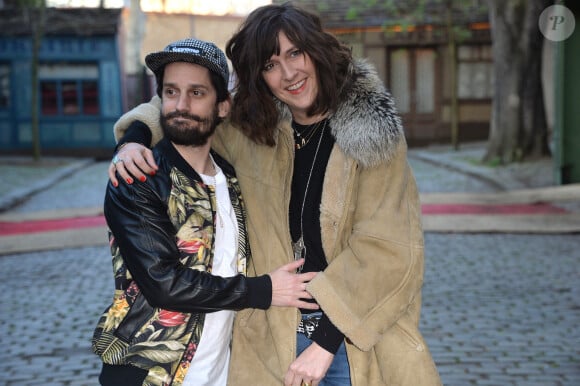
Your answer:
[262,31,322,124]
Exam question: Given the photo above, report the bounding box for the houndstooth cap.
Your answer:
[145,38,229,86]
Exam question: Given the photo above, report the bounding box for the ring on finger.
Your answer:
[301,382,311,386]
[112,154,124,165]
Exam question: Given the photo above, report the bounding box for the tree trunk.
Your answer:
[446,0,459,150]
[484,0,551,164]
[30,2,46,161]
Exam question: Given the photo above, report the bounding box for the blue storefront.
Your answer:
[0,8,123,158]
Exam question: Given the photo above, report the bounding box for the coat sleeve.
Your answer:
[104,174,272,313]
[306,140,425,351]
[113,95,164,147]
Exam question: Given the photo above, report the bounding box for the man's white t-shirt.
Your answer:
[183,161,238,386]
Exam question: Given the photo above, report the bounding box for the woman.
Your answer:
[110,3,441,386]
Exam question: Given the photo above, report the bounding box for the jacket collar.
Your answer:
[156,138,236,179]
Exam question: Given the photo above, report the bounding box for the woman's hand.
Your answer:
[284,342,334,386]
[109,143,158,187]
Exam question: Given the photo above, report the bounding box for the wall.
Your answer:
[141,13,243,71]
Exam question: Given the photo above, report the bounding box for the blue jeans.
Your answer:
[296,328,351,385]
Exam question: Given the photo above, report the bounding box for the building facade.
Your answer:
[280,0,493,146]
[0,8,123,157]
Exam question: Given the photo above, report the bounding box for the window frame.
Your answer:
[457,44,494,101]
[39,63,100,117]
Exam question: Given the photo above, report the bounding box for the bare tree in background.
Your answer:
[485,0,552,164]
[20,0,47,161]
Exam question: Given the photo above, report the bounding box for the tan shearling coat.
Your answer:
[114,60,441,385]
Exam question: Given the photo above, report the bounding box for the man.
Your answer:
[92,38,317,386]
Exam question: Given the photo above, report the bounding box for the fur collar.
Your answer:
[279,59,404,168]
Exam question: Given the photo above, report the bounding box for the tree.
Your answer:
[484,0,552,164]
[444,0,460,150]
[30,1,46,161]
[17,0,47,161]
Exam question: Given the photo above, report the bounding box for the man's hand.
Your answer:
[269,259,319,309]
[109,143,158,187]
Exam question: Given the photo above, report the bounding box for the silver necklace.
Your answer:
[292,120,327,272]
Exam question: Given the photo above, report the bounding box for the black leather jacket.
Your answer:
[105,138,271,314]
[93,138,271,374]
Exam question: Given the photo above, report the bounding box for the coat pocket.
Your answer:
[92,319,130,364]
[92,291,155,365]
[115,292,156,343]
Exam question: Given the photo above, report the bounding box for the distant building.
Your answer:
[124,10,245,108]
[276,0,493,146]
[0,7,123,157]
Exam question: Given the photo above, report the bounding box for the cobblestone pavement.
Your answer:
[1,234,578,386]
[0,247,108,386]
[422,233,580,386]
[0,146,579,385]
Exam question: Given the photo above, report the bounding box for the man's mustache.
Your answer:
[164,111,208,123]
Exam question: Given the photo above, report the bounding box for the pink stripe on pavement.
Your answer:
[0,202,568,236]
[0,215,106,236]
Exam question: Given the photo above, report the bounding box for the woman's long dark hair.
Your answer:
[225,2,352,146]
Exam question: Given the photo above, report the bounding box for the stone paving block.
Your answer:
[3,373,38,384]
[439,373,480,385]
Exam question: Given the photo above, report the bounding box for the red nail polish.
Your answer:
[150,170,156,176]
[126,177,133,184]
[139,176,146,182]
[113,181,118,188]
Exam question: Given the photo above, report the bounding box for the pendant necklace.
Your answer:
[294,119,325,150]
[292,119,327,272]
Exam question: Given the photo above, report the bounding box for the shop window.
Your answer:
[389,48,436,116]
[41,81,58,115]
[62,81,79,114]
[82,81,99,115]
[39,63,100,116]
[0,64,9,109]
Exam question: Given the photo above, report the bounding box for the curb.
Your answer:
[0,226,109,255]
[1,151,578,256]
[409,152,514,191]
[2,189,580,255]
[0,159,95,212]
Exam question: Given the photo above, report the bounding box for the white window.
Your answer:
[457,45,493,99]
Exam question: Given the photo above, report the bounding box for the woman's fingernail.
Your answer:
[113,181,118,187]
[126,177,133,184]
[150,170,156,176]
[139,176,146,182]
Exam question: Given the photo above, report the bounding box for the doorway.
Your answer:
[389,47,438,144]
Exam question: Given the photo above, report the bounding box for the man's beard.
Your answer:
[160,108,219,147]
